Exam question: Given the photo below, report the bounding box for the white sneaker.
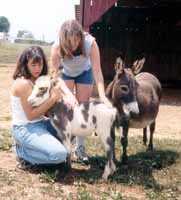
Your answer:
[74,145,89,164]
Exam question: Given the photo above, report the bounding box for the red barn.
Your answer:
[75,0,181,87]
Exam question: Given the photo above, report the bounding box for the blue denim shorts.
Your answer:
[62,68,94,84]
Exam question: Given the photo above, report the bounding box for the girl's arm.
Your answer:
[50,44,78,106]
[90,40,112,107]
[14,80,61,121]
[56,77,79,107]
[50,45,78,107]
[50,45,61,77]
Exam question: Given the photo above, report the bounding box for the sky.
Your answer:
[0,0,80,42]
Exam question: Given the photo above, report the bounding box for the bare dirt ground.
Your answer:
[0,65,181,199]
[0,64,14,129]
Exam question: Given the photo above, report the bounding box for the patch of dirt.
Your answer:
[0,65,14,129]
[0,151,16,170]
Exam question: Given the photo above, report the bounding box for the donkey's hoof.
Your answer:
[102,173,109,181]
[121,156,128,165]
[55,162,71,180]
[102,165,116,181]
[146,146,154,152]
[143,141,147,146]
[55,169,67,181]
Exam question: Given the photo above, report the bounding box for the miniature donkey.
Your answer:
[106,57,162,163]
[28,76,120,180]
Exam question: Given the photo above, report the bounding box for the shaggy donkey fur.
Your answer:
[28,76,121,180]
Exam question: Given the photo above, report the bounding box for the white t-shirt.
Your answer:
[11,95,44,125]
[53,32,95,77]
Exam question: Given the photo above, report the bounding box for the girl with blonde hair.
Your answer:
[51,20,112,163]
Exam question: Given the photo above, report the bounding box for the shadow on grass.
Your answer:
[112,150,179,188]
[55,149,179,189]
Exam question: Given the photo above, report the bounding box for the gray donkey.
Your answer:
[28,75,120,180]
[106,57,162,163]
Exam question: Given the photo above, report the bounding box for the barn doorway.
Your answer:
[90,1,181,88]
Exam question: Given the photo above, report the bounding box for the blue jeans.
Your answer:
[11,119,67,165]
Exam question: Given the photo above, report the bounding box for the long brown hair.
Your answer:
[13,46,48,80]
[59,20,86,58]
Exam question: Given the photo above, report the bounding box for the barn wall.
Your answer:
[89,2,181,84]
[79,0,117,30]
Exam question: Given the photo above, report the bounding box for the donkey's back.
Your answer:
[136,72,162,98]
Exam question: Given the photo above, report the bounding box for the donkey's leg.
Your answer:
[52,129,71,179]
[147,121,155,151]
[143,127,147,145]
[58,128,72,170]
[99,128,116,181]
[121,124,129,164]
[111,122,116,162]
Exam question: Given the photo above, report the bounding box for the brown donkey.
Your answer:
[106,57,162,163]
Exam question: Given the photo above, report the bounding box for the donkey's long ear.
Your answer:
[114,56,124,73]
[132,57,145,75]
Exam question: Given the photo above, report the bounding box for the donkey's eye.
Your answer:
[120,85,129,94]
[36,87,48,97]
[39,87,47,91]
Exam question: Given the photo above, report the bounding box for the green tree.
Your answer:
[0,16,10,32]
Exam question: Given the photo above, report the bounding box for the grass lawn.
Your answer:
[0,42,50,64]
[0,131,181,200]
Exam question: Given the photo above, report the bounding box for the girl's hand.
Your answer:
[51,69,59,79]
[50,85,62,103]
[100,96,113,108]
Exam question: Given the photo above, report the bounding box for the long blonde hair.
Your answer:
[59,20,86,58]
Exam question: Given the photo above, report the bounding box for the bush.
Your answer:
[14,38,50,46]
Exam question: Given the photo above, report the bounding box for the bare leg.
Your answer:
[64,80,75,93]
[75,83,93,102]
[74,83,93,162]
